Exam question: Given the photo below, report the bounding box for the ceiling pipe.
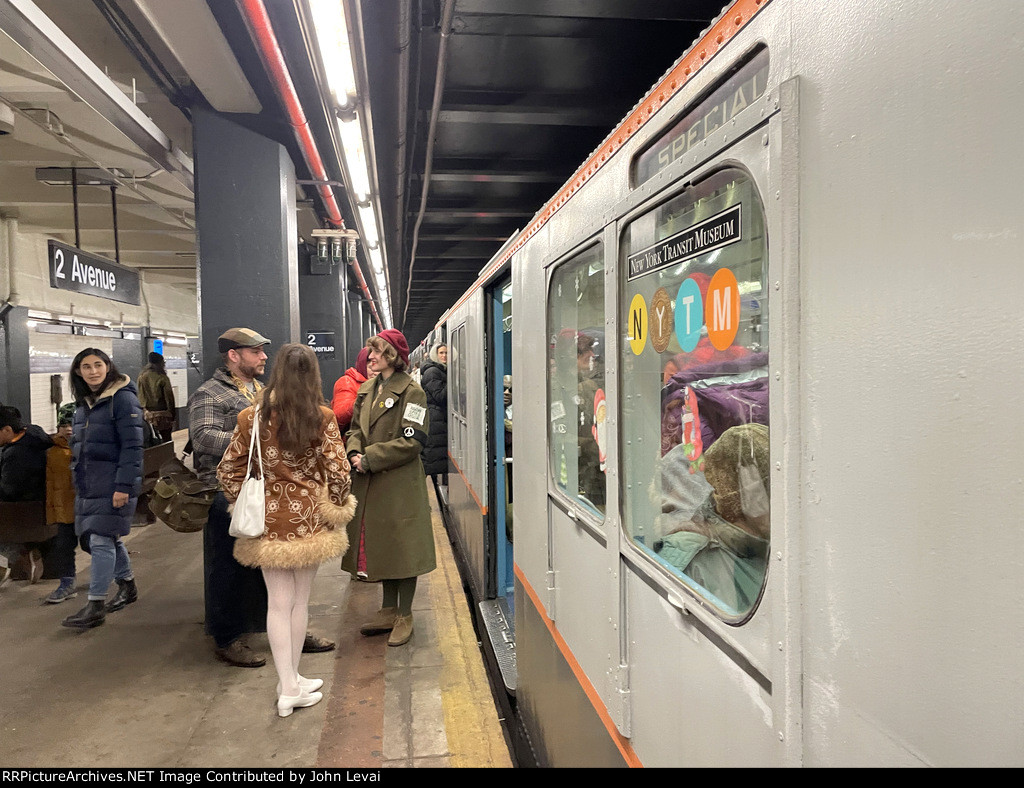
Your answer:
[402,0,455,329]
[394,0,410,285]
[236,0,382,330]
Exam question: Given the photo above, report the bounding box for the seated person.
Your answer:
[656,423,770,614]
[0,405,54,583]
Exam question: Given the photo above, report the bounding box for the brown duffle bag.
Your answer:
[148,457,217,534]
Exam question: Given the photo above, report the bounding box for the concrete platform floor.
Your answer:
[0,433,511,769]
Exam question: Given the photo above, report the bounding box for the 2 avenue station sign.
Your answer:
[48,240,141,306]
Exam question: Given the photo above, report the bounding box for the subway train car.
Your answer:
[436,0,1024,767]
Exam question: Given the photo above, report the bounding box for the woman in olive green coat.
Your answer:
[344,329,436,646]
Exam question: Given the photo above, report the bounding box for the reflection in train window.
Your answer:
[547,244,606,517]
[619,168,769,621]
[450,324,466,419]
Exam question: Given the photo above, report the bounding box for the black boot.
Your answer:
[62,600,106,629]
[105,578,138,613]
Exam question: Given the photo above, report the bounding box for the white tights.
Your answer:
[262,565,318,697]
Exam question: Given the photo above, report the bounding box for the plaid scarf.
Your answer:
[230,374,263,406]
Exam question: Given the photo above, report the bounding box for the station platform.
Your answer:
[0,432,512,769]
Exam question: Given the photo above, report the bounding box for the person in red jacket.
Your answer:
[331,347,371,434]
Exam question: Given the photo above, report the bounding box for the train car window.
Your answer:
[547,244,607,517]
[620,168,769,621]
[452,325,466,418]
[633,47,769,188]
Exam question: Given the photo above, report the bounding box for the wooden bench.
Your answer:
[143,441,177,492]
[136,440,178,524]
[0,500,55,544]
[0,501,59,580]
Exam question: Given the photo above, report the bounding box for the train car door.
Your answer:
[482,274,516,692]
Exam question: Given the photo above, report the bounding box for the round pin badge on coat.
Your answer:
[403,426,414,437]
[385,397,395,408]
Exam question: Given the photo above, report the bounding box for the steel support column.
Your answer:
[193,107,300,378]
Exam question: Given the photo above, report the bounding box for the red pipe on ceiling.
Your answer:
[236,0,383,331]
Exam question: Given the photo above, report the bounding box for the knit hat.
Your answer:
[57,402,76,426]
[702,423,769,528]
[354,346,370,378]
[376,329,410,366]
[218,327,271,353]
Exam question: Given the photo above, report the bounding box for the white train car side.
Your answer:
[439,0,1024,767]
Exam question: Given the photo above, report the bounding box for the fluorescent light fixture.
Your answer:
[308,0,357,105]
[338,117,371,203]
[368,245,383,273]
[358,204,379,248]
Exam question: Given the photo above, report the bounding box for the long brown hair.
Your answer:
[259,343,325,453]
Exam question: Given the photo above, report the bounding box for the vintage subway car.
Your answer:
[436,0,1024,767]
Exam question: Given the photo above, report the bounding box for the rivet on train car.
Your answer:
[775,191,781,200]
[775,372,781,380]
[762,133,769,146]
[778,642,783,651]
[778,732,785,742]
[775,462,781,471]
[775,281,780,290]
[776,551,783,561]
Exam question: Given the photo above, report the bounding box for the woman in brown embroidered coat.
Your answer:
[217,344,355,718]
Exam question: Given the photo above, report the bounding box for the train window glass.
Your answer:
[620,168,769,620]
[633,47,769,188]
[452,325,466,418]
[547,244,606,517]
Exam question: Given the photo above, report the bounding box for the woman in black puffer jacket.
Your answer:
[61,348,144,630]
[419,344,448,480]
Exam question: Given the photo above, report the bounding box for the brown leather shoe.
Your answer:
[302,633,336,653]
[214,640,266,668]
[359,606,398,636]
[388,614,414,647]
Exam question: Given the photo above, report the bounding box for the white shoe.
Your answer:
[277,689,323,718]
[276,675,324,696]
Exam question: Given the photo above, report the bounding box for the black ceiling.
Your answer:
[360,0,729,346]
[207,0,730,347]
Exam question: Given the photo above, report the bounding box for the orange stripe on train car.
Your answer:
[438,0,773,327]
[515,563,644,768]
[448,453,487,516]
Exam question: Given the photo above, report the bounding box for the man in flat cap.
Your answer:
[188,328,335,666]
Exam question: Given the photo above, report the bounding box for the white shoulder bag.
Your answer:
[228,407,266,539]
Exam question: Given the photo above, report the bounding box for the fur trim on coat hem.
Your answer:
[233,525,350,569]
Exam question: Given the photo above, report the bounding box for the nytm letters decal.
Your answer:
[629,267,741,356]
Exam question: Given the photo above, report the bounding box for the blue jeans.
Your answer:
[88,533,132,601]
